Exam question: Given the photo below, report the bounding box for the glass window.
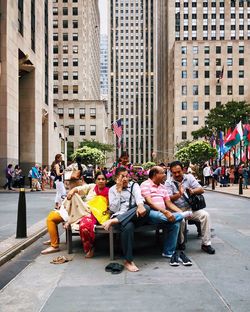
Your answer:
[239,85,244,95]
[227,85,233,95]
[73,58,78,66]
[53,85,58,94]
[63,7,68,15]
[193,46,198,54]
[216,58,221,66]
[181,116,187,125]
[63,85,68,94]
[72,7,78,15]
[73,46,78,53]
[227,58,233,66]
[216,46,221,53]
[216,101,221,107]
[239,58,244,66]
[72,33,78,41]
[193,116,199,125]
[193,71,198,78]
[58,108,64,118]
[68,125,74,136]
[204,58,210,66]
[182,71,187,78]
[90,108,96,118]
[239,70,244,78]
[73,85,78,94]
[53,71,58,80]
[182,131,187,140]
[204,101,210,110]
[63,33,68,41]
[227,46,233,54]
[63,58,68,66]
[53,45,58,54]
[90,125,96,136]
[53,58,59,66]
[193,58,198,66]
[193,85,198,95]
[53,33,58,41]
[181,101,187,110]
[63,20,68,28]
[79,108,85,118]
[73,20,78,28]
[227,71,233,78]
[216,85,221,95]
[204,46,210,54]
[68,108,74,118]
[182,85,187,95]
[239,46,244,53]
[204,71,209,78]
[204,85,210,95]
[193,101,199,110]
[73,71,78,80]
[181,46,187,54]
[79,125,86,136]
[182,58,187,66]
[53,20,58,28]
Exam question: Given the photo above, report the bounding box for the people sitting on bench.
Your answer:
[41,171,109,256]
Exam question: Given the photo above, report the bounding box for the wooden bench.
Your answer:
[66,224,164,260]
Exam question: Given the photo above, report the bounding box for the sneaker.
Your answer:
[201,244,215,254]
[179,251,192,266]
[169,251,180,266]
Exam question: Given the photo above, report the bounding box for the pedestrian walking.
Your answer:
[3,164,14,190]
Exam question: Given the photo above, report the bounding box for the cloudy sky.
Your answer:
[98,0,108,35]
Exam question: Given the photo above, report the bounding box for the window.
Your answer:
[79,125,86,136]
[193,101,199,110]
[227,58,233,66]
[239,85,244,95]
[181,117,187,125]
[182,58,187,66]
[227,71,232,78]
[79,108,85,119]
[72,59,78,66]
[239,58,244,66]
[63,33,68,41]
[193,71,198,78]
[204,58,210,66]
[193,58,198,66]
[216,71,221,78]
[68,125,74,136]
[181,101,187,110]
[63,45,68,54]
[182,131,187,140]
[182,86,187,95]
[90,125,96,136]
[53,45,58,54]
[18,0,24,35]
[72,7,78,15]
[53,58,59,66]
[193,85,198,95]
[72,33,78,41]
[204,46,210,54]
[193,46,198,54]
[90,108,96,118]
[204,85,210,95]
[239,70,244,78]
[63,85,68,94]
[204,101,210,110]
[58,108,64,118]
[63,20,68,28]
[63,58,68,66]
[53,85,58,94]
[216,85,221,95]
[227,46,233,54]
[239,46,244,53]
[73,71,78,80]
[216,46,221,53]
[63,7,68,15]
[68,108,74,118]
[181,46,187,54]
[193,116,199,125]
[182,71,187,78]
[53,20,58,28]
[204,71,209,78]
[53,33,58,41]
[227,85,233,95]
[73,46,78,54]
[53,71,58,80]
[73,85,78,94]
[73,20,78,28]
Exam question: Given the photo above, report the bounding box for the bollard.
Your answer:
[239,176,243,195]
[212,177,215,190]
[16,188,27,238]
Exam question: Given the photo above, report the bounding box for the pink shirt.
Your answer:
[140,179,170,210]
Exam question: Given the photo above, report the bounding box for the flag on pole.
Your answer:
[243,124,250,146]
[224,121,243,149]
[112,119,123,148]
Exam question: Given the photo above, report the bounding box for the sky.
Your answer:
[98,0,108,35]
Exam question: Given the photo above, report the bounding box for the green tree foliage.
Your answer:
[142,161,156,170]
[79,139,114,153]
[175,141,217,167]
[192,101,250,139]
[175,140,193,152]
[72,146,106,166]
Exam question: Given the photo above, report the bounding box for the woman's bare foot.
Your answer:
[124,260,139,272]
[85,247,94,258]
[102,218,119,231]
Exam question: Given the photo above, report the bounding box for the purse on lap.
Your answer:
[87,195,110,224]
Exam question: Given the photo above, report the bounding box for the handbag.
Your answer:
[186,193,206,211]
[64,169,81,181]
[87,195,110,224]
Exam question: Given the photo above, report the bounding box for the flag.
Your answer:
[224,121,243,149]
[217,65,224,83]
[243,124,250,146]
[112,119,122,138]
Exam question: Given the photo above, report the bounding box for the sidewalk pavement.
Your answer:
[0,187,249,311]
[205,183,250,199]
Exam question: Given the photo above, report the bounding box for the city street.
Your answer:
[0,191,249,311]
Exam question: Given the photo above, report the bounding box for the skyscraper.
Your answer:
[100,34,109,100]
[109,0,156,163]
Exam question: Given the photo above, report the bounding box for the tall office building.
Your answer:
[53,0,108,160]
[100,34,108,100]
[157,0,250,162]
[0,0,56,185]
[109,0,156,164]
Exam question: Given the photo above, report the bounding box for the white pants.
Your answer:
[54,180,66,205]
[179,208,212,246]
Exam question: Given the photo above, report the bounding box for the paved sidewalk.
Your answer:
[205,183,250,198]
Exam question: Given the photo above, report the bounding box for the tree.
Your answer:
[192,101,250,139]
[79,139,114,154]
[175,140,193,152]
[175,141,217,167]
[72,146,106,166]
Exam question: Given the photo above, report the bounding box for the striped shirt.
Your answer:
[140,179,170,210]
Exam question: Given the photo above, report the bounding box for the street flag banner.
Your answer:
[224,121,243,149]
[112,119,122,138]
[218,131,230,157]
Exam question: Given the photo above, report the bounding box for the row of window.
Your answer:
[53,32,78,41]
[53,19,78,28]
[181,85,245,96]
[54,85,78,94]
[58,108,96,119]
[181,58,244,66]
[181,101,210,111]
[53,0,78,2]
[67,125,96,136]
[53,58,78,66]
[177,13,248,19]
[177,35,250,41]
[53,7,78,15]
[181,116,199,125]
[181,45,244,54]
[177,24,250,31]
[176,1,250,8]
[181,70,244,79]
[54,71,78,80]
[53,45,78,54]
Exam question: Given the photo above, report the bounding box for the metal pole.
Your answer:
[212,177,215,190]
[239,176,243,195]
[16,188,27,238]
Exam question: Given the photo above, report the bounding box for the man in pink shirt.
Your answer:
[141,166,192,266]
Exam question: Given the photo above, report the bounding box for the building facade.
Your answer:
[157,0,250,162]
[108,0,156,164]
[100,34,108,100]
[0,0,58,185]
[53,0,108,162]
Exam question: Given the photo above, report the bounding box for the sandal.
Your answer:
[43,240,51,245]
[105,262,124,274]
[50,256,73,264]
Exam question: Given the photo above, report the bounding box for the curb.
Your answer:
[205,188,250,199]
[0,227,47,267]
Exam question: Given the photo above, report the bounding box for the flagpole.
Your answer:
[240,140,242,163]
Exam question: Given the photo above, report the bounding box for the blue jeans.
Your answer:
[148,210,182,256]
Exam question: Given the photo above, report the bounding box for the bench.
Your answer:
[66,224,163,260]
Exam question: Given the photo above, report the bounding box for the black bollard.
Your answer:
[16,188,27,238]
[212,177,215,190]
[239,176,243,195]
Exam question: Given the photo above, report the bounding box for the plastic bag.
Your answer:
[87,195,110,224]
